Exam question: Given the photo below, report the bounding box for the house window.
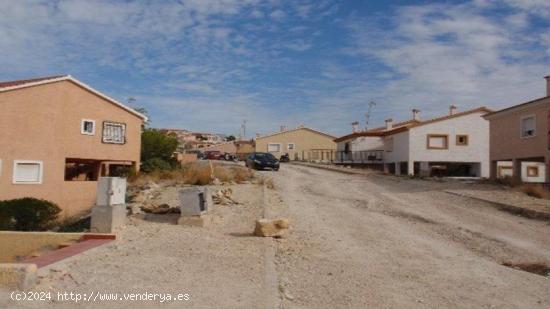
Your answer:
[456,135,469,146]
[527,166,539,177]
[81,119,95,135]
[13,160,43,184]
[288,143,295,150]
[520,115,536,138]
[267,143,281,152]
[427,134,448,149]
[103,121,126,144]
[65,158,100,181]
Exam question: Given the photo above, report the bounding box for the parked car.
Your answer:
[223,152,239,162]
[279,153,290,162]
[204,150,223,160]
[245,152,280,171]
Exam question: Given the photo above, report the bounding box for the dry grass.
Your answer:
[519,185,550,199]
[129,162,255,187]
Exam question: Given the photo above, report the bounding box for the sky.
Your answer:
[1,0,550,137]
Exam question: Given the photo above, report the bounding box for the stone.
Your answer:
[254,218,290,237]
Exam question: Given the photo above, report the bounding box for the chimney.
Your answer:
[255,133,260,138]
[449,105,457,115]
[412,109,420,121]
[545,75,550,97]
[351,121,359,133]
[385,118,393,131]
[280,125,286,132]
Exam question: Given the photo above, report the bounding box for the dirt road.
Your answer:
[271,164,550,308]
[2,164,549,308]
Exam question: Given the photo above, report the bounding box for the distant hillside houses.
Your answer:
[160,129,227,151]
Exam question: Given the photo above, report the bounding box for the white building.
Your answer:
[334,106,491,177]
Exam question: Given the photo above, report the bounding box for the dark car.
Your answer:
[279,153,290,162]
[245,152,280,171]
[204,150,223,160]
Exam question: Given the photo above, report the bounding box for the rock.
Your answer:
[212,178,221,185]
[254,218,290,237]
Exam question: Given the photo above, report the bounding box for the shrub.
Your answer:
[141,158,173,173]
[0,198,61,231]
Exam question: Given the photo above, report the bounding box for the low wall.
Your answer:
[0,231,83,263]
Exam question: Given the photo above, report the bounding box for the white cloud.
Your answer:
[270,9,286,20]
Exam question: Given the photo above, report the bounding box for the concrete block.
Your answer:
[0,263,37,290]
[90,204,127,233]
[177,215,210,227]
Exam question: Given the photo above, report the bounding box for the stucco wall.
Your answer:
[408,112,490,177]
[255,128,336,160]
[487,100,549,161]
[336,136,384,152]
[383,131,410,163]
[0,80,143,218]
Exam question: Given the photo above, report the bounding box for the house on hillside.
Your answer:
[255,125,336,161]
[334,106,491,177]
[0,75,146,218]
[483,76,550,183]
[204,140,255,160]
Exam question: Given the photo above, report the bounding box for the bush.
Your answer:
[141,158,173,173]
[520,185,550,199]
[0,198,61,231]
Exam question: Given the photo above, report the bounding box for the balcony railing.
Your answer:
[334,150,384,164]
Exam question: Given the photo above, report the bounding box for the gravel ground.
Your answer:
[2,164,549,308]
[273,164,550,308]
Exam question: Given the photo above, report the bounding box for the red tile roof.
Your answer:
[334,107,491,142]
[0,75,67,89]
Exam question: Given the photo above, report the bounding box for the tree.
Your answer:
[226,135,236,141]
[141,129,179,171]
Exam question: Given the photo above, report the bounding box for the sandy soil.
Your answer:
[273,164,550,308]
[2,164,549,308]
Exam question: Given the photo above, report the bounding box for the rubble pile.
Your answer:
[212,188,238,206]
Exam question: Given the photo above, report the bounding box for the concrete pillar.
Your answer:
[490,160,497,180]
[546,156,550,183]
[395,162,401,176]
[407,160,414,175]
[512,159,522,182]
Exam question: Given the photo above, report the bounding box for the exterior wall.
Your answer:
[383,131,410,163]
[407,112,490,177]
[0,80,143,218]
[488,100,549,161]
[205,142,237,153]
[255,128,336,160]
[336,136,384,152]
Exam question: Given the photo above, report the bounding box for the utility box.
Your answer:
[178,186,213,227]
[91,177,127,233]
[96,177,127,206]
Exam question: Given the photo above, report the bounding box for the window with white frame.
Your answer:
[521,115,536,138]
[267,143,281,152]
[13,160,43,184]
[287,143,295,150]
[81,119,95,135]
[102,121,126,144]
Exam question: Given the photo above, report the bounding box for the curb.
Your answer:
[444,190,550,222]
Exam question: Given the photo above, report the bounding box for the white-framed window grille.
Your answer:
[102,121,126,144]
[267,143,281,152]
[81,119,95,135]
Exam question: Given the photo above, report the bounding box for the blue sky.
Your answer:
[1,0,550,137]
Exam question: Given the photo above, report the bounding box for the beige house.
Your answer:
[0,75,146,218]
[255,126,336,161]
[483,76,550,183]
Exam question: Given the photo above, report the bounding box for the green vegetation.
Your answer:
[141,128,179,172]
[0,198,61,231]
